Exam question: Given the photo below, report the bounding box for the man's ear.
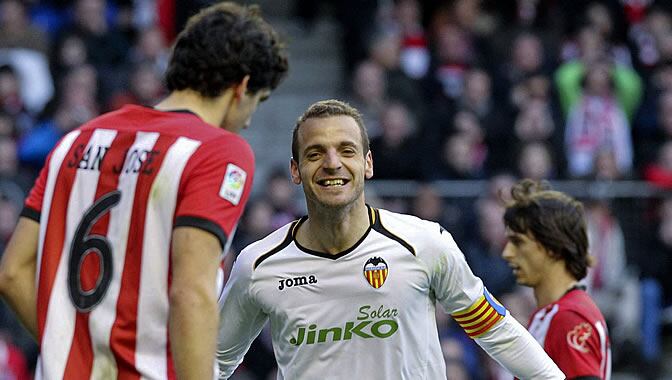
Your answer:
[234,75,251,99]
[365,150,373,179]
[290,158,302,184]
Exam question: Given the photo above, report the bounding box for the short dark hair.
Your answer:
[503,179,590,280]
[291,99,369,163]
[165,2,288,97]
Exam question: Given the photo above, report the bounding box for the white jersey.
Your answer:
[217,207,564,379]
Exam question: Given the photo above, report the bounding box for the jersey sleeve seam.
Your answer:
[20,206,40,223]
[174,215,228,250]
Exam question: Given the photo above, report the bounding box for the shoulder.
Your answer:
[556,290,606,322]
[373,208,453,255]
[236,221,297,271]
[82,107,252,152]
[192,132,253,162]
[180,131,254,183]
[548,291,608,342]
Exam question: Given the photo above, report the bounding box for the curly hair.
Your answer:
[165,2,288,97]
[291,99,370,163]
[503,179,590,280]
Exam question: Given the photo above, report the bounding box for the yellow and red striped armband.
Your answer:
[452,290,507,339]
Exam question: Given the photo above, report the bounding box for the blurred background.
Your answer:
[0,0,671,378]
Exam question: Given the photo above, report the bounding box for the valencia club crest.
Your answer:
[363,257,389,289]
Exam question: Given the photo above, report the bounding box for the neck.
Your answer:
[534,264,579,308]
[298,200,370,255]
[154,89,233,128]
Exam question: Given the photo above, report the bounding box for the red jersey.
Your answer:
[528,288,611,380]
[22,105,255,379]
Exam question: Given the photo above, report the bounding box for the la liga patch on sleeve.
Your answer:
[219,163,247,205]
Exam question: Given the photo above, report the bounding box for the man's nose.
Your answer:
[501,243,513,260]
[322,149,342,169]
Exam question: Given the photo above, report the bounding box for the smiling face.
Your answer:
[501,229,553,288]
[290,115,373,210]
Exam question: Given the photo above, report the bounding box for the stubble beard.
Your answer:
[305,181,365,211]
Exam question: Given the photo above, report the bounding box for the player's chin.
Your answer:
[316,195,353,209]
[515,277,532,287]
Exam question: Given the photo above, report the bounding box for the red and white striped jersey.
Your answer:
[22,105,255,380]
[528,288,612,380]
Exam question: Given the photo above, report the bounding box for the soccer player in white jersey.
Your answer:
[0,2,288,379]
[217,100,565,379]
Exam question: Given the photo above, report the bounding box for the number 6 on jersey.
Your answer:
[67,190,121,312]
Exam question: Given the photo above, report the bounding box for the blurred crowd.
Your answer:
[0,0,671,378]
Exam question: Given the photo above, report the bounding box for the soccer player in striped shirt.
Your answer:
[0,2,288,379]
[217,100,564,379]
[502,179,611,379]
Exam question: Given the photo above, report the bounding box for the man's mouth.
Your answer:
[317,178,349,187]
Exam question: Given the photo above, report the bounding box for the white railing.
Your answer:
[366,179,671,199]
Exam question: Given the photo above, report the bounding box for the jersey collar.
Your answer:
[290,205,375,260]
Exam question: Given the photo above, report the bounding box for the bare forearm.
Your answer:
[1,262,37,338]
[170,227,222,379]
[0,218,39,338]
[169,285,219,379]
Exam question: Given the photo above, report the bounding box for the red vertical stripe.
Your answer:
[166,336,176,380]
[37,132,93,342]
[63,132,130,379]
[110,135,177,380]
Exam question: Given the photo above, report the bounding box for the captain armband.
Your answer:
[451,289,507,338]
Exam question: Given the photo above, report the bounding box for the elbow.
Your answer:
[169,284,218,312]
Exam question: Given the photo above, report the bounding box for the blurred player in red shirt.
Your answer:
[0,2,288,379]
[502,179,611,379]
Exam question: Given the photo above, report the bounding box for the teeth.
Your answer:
[322,179,345,186]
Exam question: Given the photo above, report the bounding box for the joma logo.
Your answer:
[278,275,317,290]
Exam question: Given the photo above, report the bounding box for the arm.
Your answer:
[0,217,39,338]
[217,252,268,379]
[475,314,565,379]
[170,226,222,380]
[429,228,564,379]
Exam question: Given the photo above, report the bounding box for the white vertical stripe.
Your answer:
[34,357,42,380]
[89,132,160,379]
[595,321,611,380]
[39,129,117,378]
[135,137,201,379]
[528,304,559,348]
[35,131,80,292]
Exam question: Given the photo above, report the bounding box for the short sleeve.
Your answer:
[175,135,255,249]
[544,311,603,378]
